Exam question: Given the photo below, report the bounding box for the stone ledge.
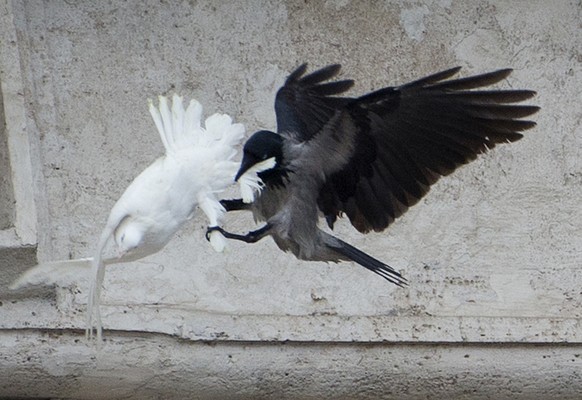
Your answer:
[0,330,580,399]
[1,296,579,344]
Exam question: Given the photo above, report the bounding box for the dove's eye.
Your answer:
[114,218,143,256]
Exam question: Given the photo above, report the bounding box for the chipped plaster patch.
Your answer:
[436,0,452,8]
[453,28,510,69]
[400,5,431,42]
[325,0,350,10]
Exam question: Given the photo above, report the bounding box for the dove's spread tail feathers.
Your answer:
[148,94,269,204]
[148,94,245,158]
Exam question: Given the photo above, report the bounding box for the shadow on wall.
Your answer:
[0,88,39,298]
[0,90,15,230]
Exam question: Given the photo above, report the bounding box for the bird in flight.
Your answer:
[11,95,273,341]
[207,63,539,287]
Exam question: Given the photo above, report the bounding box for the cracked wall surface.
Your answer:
[0,0,581,398]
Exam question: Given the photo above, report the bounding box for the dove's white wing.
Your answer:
[9,258,94,290]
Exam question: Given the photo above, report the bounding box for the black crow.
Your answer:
[208,63,539,287]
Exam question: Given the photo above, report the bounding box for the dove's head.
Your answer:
[114,218,144,258]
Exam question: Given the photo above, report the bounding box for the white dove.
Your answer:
[11,94,275,341]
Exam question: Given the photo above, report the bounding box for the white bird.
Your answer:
[11,94,274,341]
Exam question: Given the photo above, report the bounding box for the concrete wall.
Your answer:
[1,0,581,398]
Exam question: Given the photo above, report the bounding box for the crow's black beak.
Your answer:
[234,155,256,182]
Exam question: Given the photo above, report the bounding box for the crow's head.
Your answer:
[235,130,284,182]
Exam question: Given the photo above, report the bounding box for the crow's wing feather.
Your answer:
[316,67,539,233]
[275,63,354,140]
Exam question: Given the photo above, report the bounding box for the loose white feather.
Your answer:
[238,157,276,203]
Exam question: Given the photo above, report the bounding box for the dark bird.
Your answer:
[207,63,539,287]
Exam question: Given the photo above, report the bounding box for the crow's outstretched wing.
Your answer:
[315,66,539,232]
[275,63,354,140]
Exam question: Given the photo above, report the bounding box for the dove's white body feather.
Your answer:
[11,95,270,342]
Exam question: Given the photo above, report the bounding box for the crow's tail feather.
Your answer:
[330,239,408,287]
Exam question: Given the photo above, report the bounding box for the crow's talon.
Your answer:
[205,226,222,241]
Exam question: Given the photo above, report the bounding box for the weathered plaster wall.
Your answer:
[0,0,581,398]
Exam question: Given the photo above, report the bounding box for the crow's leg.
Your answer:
[206,224,272,243]
[220,199,250,212]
